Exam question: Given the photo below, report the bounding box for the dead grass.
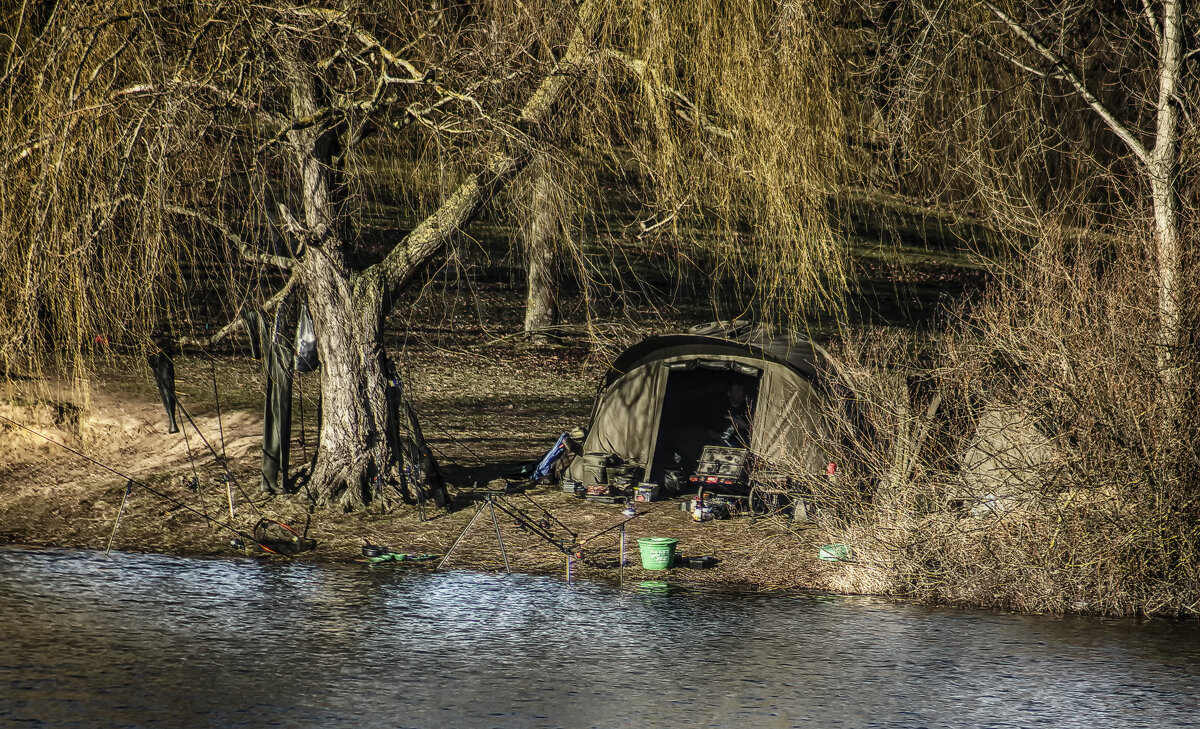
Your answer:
[803,247,1200,617]
[0,340,848,593]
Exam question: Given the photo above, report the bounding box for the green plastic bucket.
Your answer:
[637,537,679,570]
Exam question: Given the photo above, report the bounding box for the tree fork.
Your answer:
[294,0,601,506]
[982,0,1189,480]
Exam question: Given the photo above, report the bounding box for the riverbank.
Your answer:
[6,335,1200,618]
[0,184,1006,601]
[0,342,857,592]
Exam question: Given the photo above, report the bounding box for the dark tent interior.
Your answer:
[649,364,760,483]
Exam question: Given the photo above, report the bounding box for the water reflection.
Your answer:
[1,548,1198,728]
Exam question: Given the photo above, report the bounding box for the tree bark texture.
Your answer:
[296,250,403,510]
[523,164,561,345]
[285,0,600,507]
[285,59,403,510]
[1150,0,1185,467]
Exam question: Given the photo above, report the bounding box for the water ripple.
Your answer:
[1,548,1198,728]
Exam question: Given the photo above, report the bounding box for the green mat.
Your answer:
[366,552,439,564]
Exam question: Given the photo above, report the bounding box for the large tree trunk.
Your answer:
[523,162,561,346]
[288,0,601,508]
[284,56,405,510]
[297,249,402,510]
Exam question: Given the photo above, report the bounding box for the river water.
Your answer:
[2,548,1198,728]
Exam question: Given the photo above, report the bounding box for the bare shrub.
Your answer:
[807,236,1200,616]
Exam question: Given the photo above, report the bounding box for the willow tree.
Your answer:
[2,0,849,509]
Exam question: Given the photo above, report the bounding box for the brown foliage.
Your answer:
[806,239,1200,616]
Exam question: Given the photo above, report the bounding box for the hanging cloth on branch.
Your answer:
[240,309,266,360]
[147,352,180,434]
[261,341,293,494]
[293,304,320,373]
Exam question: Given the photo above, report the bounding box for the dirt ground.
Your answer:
[0,211,986,593]
[0,340,856,592]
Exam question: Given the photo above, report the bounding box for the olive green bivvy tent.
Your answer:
[566,321,855,485]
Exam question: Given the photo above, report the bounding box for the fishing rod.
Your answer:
[579,499,673,545]
[0,413,286,557]
[210,360,226,459]
[569,499,679,570]
[487,494,576,555]
[173,395,315,553]
[150,349,259,516]
[178,412,212,524]
[173,398,264,517]
[207,357,238,521]
[516,491,576,537]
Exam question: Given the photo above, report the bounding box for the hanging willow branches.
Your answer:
[1,0,858,381]
[589,0,850,325]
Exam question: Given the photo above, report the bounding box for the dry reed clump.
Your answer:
[804,238,1200,617]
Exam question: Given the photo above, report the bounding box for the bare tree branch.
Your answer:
[363,0,603,303]
[1142,0,1161,46]
[602,49,734,140]
[276,5,427,81]
[164,205,296,269]
[981,0,1151,165]
[110,80,272,117]
[275,203,321,258]
[178,272,299,347]
[2,137,49,172]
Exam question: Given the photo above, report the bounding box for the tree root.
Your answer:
[308,453,403,513]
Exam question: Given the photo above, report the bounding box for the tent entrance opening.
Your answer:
[649,366,760,483]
